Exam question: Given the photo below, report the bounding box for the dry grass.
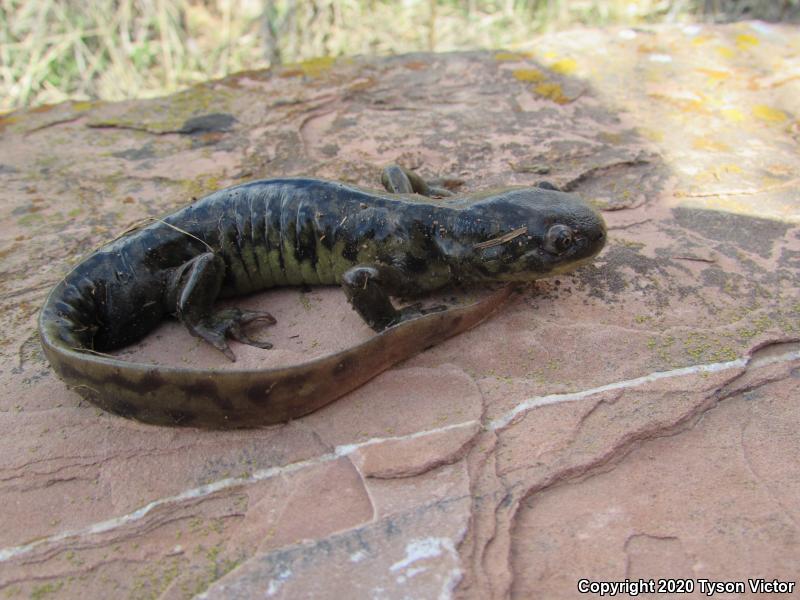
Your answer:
[1,0,266,110]
[1,0,796,112]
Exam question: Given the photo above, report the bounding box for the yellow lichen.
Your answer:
[752,104,788,122]
[512,68,546,83]
[494,51,526,61]
[735,33,759,49]
[550,58,577,75]
[533,82,569,104]
[720,107,745,122]
[292,56,336,78]
[716,46,735,59]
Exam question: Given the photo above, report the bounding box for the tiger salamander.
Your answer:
[39,166,606,428]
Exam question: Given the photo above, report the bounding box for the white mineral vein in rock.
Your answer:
[488,348,800,431]
[1,348,797,563]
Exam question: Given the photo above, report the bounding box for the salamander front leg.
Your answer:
[342,265,446,332]
[170,252,276,361]
[381,165,453,198]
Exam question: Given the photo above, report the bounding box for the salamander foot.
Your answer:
[188,308,276,361]
[381,165,453,198]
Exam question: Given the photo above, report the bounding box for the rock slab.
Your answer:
[0,21,798,600]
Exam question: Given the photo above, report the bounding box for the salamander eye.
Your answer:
[545,224,574,254]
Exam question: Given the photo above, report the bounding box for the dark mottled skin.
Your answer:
[39,166,606,428]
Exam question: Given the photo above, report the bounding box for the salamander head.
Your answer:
[454,187,606,281]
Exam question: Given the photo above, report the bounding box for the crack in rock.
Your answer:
[464,344,800,599]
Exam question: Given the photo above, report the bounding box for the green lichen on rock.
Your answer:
[495,51,530,61]
[129,557,183,600]
[281,56,337,79]
[177,175,223,203]
[682,331,738,363]
[29,581,64,600]
[88,84,239,134]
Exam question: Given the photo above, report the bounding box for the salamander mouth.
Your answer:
[547,253,598,275]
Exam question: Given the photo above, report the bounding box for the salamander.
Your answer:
[38,166,606,428]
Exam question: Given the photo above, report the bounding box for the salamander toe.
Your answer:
[188,321,237,361]
[188,308,277,361]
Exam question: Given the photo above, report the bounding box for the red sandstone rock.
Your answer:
[0,21,798,600]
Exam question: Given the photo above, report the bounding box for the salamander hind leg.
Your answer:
[381,165,453,198]
[342,265,446,332]
[171,252,276,361]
